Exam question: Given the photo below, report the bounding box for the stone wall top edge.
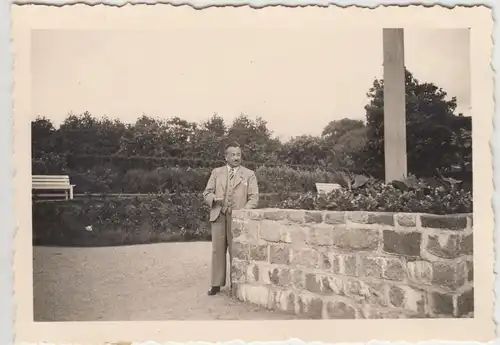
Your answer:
[232,208,472,217]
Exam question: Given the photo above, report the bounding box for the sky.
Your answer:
[31,28,470,141]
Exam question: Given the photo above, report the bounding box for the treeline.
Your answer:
[32,69,472,194]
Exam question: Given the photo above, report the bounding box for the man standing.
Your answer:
[203,142,259,296]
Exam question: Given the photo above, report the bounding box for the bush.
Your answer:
[32,192,281,247]
[33,193,212,246]
[276,174,472,215]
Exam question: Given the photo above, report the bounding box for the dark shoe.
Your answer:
[207,286,220,296]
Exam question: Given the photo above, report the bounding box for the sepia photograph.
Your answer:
[11,3,494,344]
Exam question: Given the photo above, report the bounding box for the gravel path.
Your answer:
[33,242,300,321]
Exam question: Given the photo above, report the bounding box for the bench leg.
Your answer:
[70,187,74,200]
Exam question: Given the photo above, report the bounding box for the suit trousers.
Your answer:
[210,211,233,287]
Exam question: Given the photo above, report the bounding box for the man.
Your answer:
[203,142,259,296]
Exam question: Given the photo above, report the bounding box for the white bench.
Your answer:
[315,182,342,195]
[32,175,75,200]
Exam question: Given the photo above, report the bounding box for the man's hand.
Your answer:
[213,196,224,205]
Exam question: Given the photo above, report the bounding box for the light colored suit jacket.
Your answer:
[203,165,259,222]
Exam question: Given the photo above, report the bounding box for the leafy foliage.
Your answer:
[364,69,472,176]
[276,174,472,215]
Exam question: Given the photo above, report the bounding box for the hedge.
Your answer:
[67,165,348,194]
[33,175,472,247]
[32,192,284,247]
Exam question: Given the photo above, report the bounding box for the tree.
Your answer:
[364,69,472,177]
[322,118,365,143]
[227,114,281,162]
[31,116,68,174]
[191,113,228,161]
[279,135,330,167]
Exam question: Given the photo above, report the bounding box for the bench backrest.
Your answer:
[315,182,342,194]
[32,175,71,186]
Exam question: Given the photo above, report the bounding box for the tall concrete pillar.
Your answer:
[383,28,407,182]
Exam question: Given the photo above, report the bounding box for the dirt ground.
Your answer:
[33,242,300,321]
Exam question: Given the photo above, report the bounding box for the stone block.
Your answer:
[361,256,383,279]
[248,244,268,262]
[277,290,296,313]
[239,285,270,307]
[269,245,290,265]
[407,260,433,285]
[306,224,334,246]
[368,213,395,226]
[231,259,248,283]
[283,225,307,247]
[345,279,387,307]
[267,289,279,310]
[291,269,305,289]
[231,241,248,260]
[297,294,324,319]
[363,308,409,319]
[426,233,461,259]
[326,300,357,319]
[331,254,358,276]
[324,211,346,224]
[291,248,319,269]
[305,211,324,223]
[460,234,473,255]
[318,252,332,270]
[258,265,272,285]
[331,228,380,251]
[239,220,260,243]
[432,261,467,290]
[305,273,322,294]
[383,230,421,257]
[231,283,240,298]
[466,260,473,281]
[263,210,287,221]
[346,212,369,224]
[231,210,246,219]
[231,218,246,238]
[420,214,467,230]
[249,264,260,283]
[285,210,305,223]
[246,210,263,220]
[429,291,454,316]
[388,285,426,314]
[320,275,345,295]
[388,285,404,308]
[260,220,283,242]
[395,213,417,228]
[457,288,474,316]
[269,267,291,287]
[347,212,394,226]
[383,257,406,281]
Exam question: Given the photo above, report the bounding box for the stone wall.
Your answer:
[230,208,473,319]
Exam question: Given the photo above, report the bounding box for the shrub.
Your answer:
[275,174,472,215]
[32,192,280,247]
[32,193,212,246]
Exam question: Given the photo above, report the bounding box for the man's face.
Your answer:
[225,146,242,168]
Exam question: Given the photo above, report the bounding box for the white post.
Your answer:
[383,28,407,182]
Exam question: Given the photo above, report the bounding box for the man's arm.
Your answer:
[203,169,217,207]
[244,172,259,209]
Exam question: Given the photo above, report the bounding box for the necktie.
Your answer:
[229,168,235,181]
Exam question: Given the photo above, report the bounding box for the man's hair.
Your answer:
[225,141,241,152]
